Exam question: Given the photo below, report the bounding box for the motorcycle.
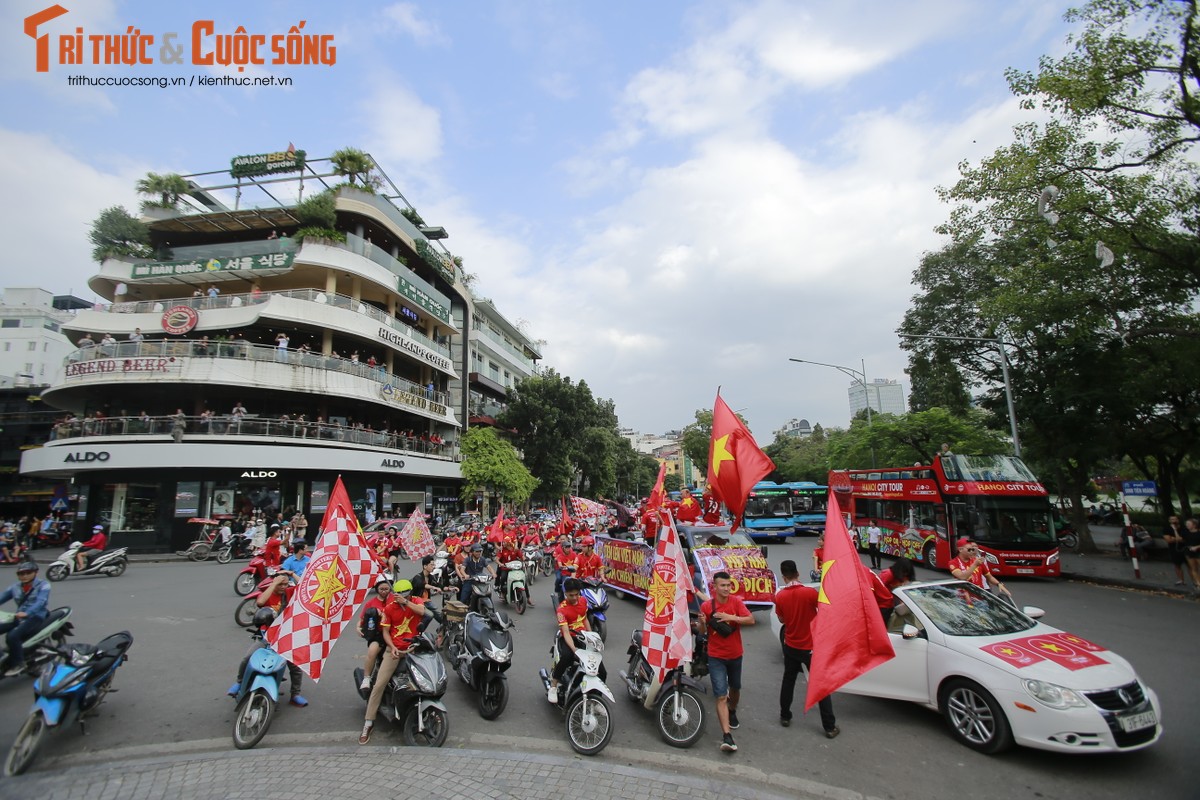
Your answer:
[1057,525,1079,551]
[445,603,515,719]
[501,559,530,615]
[581,577,609,643]
[234,552,269,596]
[234,574,286,627]
[0,608,74,679]
[3,630,133,776]
[620,627,708,748]
[538,630,615,756]
[539,549,556,578]
[230,608,289,749]
[45,543,129,581]
[462,573,496,615]
[216,535,255,564]
[522,545,541,585]
[352,631,449,746]
[32,524,71,551]
[428,550,456,592]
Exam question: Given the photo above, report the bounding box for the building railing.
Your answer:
[104,288,449,357]
[339,232,452,321]
[473,325,535,371]
[65,339,451,408]
[48,414,457,459]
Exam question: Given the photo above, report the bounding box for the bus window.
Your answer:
[940,455,962,481]
[855,498,870,519]
[948,503,971,544]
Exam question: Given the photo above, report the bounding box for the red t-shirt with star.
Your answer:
[701,595,750,660]
[263,538,284,568]
[556,596,589,632]
[574,552,603,580]
[382,596,426,649]
[950,556,992,589]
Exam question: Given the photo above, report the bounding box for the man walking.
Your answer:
[775,560,838,738]
[866,522,883,569]
[699,571,755,753]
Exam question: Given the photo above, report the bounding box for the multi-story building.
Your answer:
[19,149,541,551]
[774,418,813,439]
[465,297,542,427]
[848,378,907,418]
[0,288,85,388]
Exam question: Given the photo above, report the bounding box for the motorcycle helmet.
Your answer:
[579,536,595,547]
[252,607,276,628]
[392,578,414,596]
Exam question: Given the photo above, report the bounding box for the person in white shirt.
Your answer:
[867,523,883,569]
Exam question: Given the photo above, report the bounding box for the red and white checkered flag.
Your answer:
[398,508,436,559]
[570,495,607,520]
[265,477,382,681]
[639,508,694,708]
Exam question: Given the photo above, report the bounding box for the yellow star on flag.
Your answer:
[710,434,734,477]
[817,559,835,605]
[648,569,675,618]
[309,559,347,619]
[1037,642,1067,654]
[411,529,422,543]
[999,647,1018,656]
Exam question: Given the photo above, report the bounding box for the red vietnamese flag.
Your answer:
[265,476,382,681]
[706,394,775,532]
[805,492,895,710]
[487,506,506,544]
[647,462,668,512]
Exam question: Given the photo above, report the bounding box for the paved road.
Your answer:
[0,540,1194,800]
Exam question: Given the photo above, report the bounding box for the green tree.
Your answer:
[766,424,830,482]
[330,147,376,187]
[135,172,190,210]
[89,206,151,263]
[907,350,971,415]
[663,472,683,494]
[294,189,337,229]
[459,426,538,512]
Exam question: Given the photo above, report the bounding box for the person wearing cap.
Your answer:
[574,537,605,582]
[357,579,393,690]
[456,543,496,604]
[949,538,1011,599]
[0,561,50,676]
[75,524,108,572]
[359,579,427,744]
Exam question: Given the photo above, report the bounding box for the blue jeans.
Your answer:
[708,655,742,698]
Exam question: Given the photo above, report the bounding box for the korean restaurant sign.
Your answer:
[131,250,294,279]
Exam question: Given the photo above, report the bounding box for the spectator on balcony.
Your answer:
[171,409,187,443]
[275,333,289,363]
[250,283,264,303]
[199,409,214,434]
[425,381,434,399]
[137,410,151,433]
[231,402,247,434]
[194,335,210,357]
[206,285,220,306]
[128,328,144,352]
[267,230,278,240]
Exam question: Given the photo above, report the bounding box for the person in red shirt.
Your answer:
[520,527,542,547]
[675,488,701,523]
[262,526,285,569]
[573,537,605,582]
[949,538,1011,600]
[546,577,592,703]
[553,539,578,601]
[775,560,837,737]
[251,569,306,707]
[443,532,463,556]
[700,570,755,753]
[357,579,393,690]
[75,525,108,571]
[360,579,428,744]
[810,533,825,581]
[496,539,526,605]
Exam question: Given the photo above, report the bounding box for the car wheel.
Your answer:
[940,678,1013,754]
[922,540,938,570]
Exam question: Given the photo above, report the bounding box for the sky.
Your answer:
[1,0,1075,443]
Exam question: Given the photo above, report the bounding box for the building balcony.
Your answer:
[471,326,535,373]
[47,340,457,425]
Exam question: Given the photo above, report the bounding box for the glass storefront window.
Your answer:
[95,483,159,531]
[209,480,281,519]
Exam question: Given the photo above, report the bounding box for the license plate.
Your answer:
[1016,568,1034,574]
[1118,710,1156,732]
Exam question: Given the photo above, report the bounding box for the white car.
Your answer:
[839,579,1162,754]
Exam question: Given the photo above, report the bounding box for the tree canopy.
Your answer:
[89,206,151,263]
[459,426,538,510]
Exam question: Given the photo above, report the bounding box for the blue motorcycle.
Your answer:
[231,608,288,749]
[582,578,609,643]
[3,630,133,776]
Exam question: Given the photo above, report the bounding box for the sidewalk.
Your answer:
[1057,525,1196,598]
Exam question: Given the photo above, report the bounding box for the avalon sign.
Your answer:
[230,148,307,179]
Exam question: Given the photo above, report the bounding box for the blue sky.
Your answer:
[1,1,1074,443]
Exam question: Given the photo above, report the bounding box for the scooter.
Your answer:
[0,608,74,679]
[45,543,129,582]
[446,604,515,719]
[538,630,615,756]
[462,573,496,615]
[234,574,290,627]
[428,550,455,591]
[352,631,449,746]
[216,535,255,564]
[234,551,269,596]
[32,524,71,550]
[620,627,708,748]
[230,608,289,749]
[522,545,541,586]
[581,578,609,643]
[3,630,133,776]
[502,559,530,615]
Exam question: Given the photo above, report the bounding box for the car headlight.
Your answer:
[1023,679,1088,709]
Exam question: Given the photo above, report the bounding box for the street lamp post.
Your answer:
[788,357,876,467]
[898,332,1021,458]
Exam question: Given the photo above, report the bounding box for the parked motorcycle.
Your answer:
[1057,525,1079,551]
[3,630,133,776]
[620,628,708,747]
[445,604,515,719]
[234,552,269,596]
[501,559,530,615]
[0,608,74,679]
[352,631,449,746]
[45,543,128,581]
[538,630,615,756]
[230,608,289,749]
[32,524,71,551]
[581,577,609,643]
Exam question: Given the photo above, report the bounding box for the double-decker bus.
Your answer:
[828,454,1060,577]
[782,481,827,535]
[741,481,795,541]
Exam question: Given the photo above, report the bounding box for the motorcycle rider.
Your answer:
[574,537,605,582]
[496,536,522,600]
[0,562,51,676]
[75,524,108,572]
[546,577,599,704]
[358,579,392,690]
[456,543,496,604]
[359,579,428,744]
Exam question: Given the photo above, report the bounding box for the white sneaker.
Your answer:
[546,685,558,704]
[359,676,371,691]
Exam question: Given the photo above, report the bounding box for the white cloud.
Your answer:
[380,4,448,46]
[361,79,443,169]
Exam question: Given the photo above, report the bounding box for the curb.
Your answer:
[1060,571,1196,598]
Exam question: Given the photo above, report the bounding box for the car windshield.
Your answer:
[744,496,791,519]
[900,583,1037,637]
[687,528,756,548]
